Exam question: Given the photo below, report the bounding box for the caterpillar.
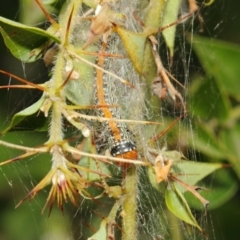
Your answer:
[95,37,138,167]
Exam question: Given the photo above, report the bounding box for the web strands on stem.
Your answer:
[94,33,140,166]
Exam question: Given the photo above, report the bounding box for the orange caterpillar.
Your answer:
[95,38,138,167]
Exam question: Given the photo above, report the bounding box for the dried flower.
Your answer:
[16,144,94,215]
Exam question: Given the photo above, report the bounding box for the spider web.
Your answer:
[0,0,234,240]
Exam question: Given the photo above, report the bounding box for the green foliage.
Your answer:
[0,16,59,62]
[184,35,240,213]
[161,0,181,57]
[1,93,48,133]
[0,1,239,240]
[165,182,202,232]
[190,35,240,180]
[192,35,240,98]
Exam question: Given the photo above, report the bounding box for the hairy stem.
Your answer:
[122,166,138,240]
[47,0,82,144]
[47,49,65,143]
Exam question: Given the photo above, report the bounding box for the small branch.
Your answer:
[65,144,150,166]
[0,140,48,153]
[68,50,134,88]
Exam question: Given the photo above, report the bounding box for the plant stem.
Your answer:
[47,49,65,144]
[122,166,138,240]
[47,0,83,144]
[167,210,184,240]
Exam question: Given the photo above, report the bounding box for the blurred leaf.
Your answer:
[162,150,183,161]
[77,138,111,182]
[220,124,240,178]
[190,76,230,123]
[0,16,60,62]
[192,35,240,99]
[189,123,226,159]
[165,182,202,231]
[185,168,239,210]
[88,219,107,240]
[226,106,240,127]
[19,0,57,25]
[42,0,58,4]
[3,201,71,240]
[1,94,48,134]
[0,131,48,189]
[83,0,97,8]
[204,0,215,5]
[87,199,121,240]
[161,0,181,57]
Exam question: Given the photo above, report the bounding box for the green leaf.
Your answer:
[19,0,57,25]
[192,35,240,99]
[116,0,165,79]
[190,76,230,123]
[0,16,60,62]
[190,123,226,159]
[172,160,223,190]
[161,0,181,57]
[116,28,147,73]
[144,0,166,29]
[165,182,202,231]
[148,166,167,193]
[116,27,156,80]
[148,151,223,194]
[65,46,97,106]
[1,94,47,134]
[42,0,57,4]
[185,168,239,210]
[116,0,167,81]
[220,124,240,178]
[83,0,97,8]
[87,199,121,240]
[88,219,107,240]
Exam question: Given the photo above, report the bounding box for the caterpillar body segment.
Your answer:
[95,38,138,167]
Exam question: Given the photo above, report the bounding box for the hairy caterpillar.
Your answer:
[95,37,138,167]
